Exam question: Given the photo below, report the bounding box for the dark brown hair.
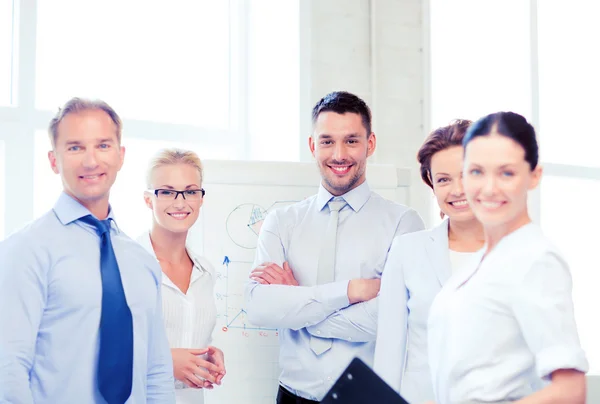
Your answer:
[417,119,472,189]
[464,112,538,170]
[312,91,372,136]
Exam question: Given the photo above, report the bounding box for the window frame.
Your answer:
[425,0,600,223]
[529,0,600,220]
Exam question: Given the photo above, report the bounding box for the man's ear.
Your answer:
[48,150,59,174]
[117,145,126,171]
[366,133,376,157]
[308,135,316,157]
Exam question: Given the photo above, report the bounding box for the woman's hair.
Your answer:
[463,112,539,170]
[146,148,203,189]
[417,119,472,189]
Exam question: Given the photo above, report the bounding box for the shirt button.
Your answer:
[348,337,352,341]
[327,377,332,381]
[316,330,321,335]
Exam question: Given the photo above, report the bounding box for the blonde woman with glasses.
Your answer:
[137,148,225,404]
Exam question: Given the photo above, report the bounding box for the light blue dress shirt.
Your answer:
[244,181,424,401]
[0,192,175,404]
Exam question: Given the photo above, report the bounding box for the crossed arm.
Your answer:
[299,209,424,341]
[249,262,380,341]
[245,209,423,340]
[244,213,380,331]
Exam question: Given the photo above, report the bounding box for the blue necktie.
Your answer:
[80,215,133,404]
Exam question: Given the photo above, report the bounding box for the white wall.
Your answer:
[299,0,432,224]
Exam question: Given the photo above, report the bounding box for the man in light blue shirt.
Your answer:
[0,98,175,403]
[245,91,424,402]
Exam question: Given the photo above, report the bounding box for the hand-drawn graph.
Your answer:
[218,255,277,333]
[217,200,297,333]
[225,201,297,249]
[205,198,300,404]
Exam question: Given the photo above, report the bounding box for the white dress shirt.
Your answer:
[244,181,424,401]
[428,223,588,404]
[137,232,217,404]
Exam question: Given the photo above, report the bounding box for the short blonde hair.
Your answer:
[48,97,122,148]
[146,148,204,189]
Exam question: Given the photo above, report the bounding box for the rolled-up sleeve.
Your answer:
[512,251,588,379]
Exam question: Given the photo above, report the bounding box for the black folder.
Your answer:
[321,357,410,404]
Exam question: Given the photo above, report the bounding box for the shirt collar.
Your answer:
[139,231,208,276]
[53,192,119,232]
[315,180,371,212]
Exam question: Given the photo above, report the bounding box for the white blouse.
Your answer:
[428,223,588,404]
[448,249,477,275]
[137,232,218,404]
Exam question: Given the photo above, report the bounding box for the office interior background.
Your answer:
[1,0,599,396]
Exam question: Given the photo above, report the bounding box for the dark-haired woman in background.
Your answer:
[427,112,588,404]
[374,119,485,403]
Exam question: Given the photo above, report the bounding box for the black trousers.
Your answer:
[276,385,320,404]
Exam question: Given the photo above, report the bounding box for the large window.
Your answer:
[0,0,16,106]
[1,0,300,241]
[429,0,531,129]
[428,0,532,227]
[536,0,600,374]
[537,0,600,167]
[247,0,300,161]
[36,0,231,128]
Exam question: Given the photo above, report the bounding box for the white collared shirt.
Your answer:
[428,223,588,404]
[137,232,217,403]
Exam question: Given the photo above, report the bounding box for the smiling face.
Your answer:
[144,163,204,234]
[430,146,476,222]
[48,109,125,215]
[463,133,542,231]
[309,111,376,196]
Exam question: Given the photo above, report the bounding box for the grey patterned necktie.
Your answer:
[310,199,347,355]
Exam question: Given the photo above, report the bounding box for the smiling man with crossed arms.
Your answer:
[244,91,424,403]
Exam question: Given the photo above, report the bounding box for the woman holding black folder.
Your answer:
[427,112,587,404]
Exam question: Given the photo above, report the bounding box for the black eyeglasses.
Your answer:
[151,188,205,201]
